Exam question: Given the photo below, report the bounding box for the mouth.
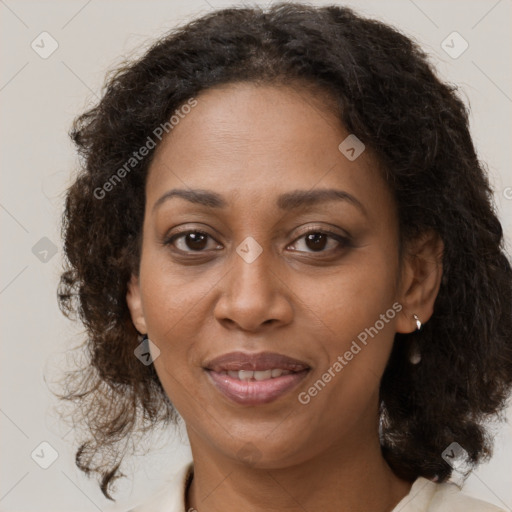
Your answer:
[203,351,311,406]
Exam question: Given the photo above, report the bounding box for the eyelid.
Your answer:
[163,228,219,248]
[287,228,352,254]
[163,223,350,242]
[291,223,351,241]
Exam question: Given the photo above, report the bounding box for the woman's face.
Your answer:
[127,82,411,467]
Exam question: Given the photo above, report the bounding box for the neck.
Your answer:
[185,427,412,512]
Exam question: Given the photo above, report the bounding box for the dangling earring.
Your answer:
[413,314,422,331]
[409,314,422,364]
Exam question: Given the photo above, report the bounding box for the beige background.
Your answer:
[1,0,511,510]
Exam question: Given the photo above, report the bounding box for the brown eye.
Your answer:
[165,230,220,252]
[304,232,328,251]
[289,230,350,254]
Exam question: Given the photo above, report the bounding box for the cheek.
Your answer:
[137,251,216,390]
[141,269,210,418]
[306,246,399,387]
[295,283,398,440]
[138,240,218,331]
[314,245,399,333]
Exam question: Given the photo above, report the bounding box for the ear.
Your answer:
[126,273,148,334]
[395,229,444,334]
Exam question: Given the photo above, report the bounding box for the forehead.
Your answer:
[146,83,394,220]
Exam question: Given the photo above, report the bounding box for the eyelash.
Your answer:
[163,228,351,255]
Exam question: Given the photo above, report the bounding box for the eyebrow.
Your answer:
[152,188,367,216]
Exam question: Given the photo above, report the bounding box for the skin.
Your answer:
[126,82,444,512]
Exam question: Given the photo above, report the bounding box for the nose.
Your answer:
[213,244,294,333]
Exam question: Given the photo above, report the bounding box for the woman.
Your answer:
[57,3,512,511]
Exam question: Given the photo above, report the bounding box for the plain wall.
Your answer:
[1,0,511,510]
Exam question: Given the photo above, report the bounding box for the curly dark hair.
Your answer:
[56,1,512,501]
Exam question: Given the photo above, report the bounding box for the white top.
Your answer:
[127,460,506,512]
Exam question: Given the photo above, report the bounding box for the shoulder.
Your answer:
[429,480,506,512]
[126,459,194,512]
[392,477,507,512]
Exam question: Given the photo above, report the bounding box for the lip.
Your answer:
[203,351,310,372]
[205,368,310,405]
[203,351,311,406]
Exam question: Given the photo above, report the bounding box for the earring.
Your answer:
[409,314,422,364]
